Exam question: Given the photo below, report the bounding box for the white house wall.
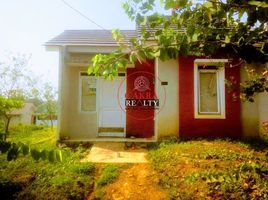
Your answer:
[240,64,268,138]
[58,50,98,140]
[10,116,31,126]
[156,59,179,138]
[258,89,268,135]
[240,67,259,138]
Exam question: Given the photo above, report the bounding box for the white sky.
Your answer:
[0,0,136,87]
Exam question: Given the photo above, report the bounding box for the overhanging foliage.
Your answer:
[89,0,268,100]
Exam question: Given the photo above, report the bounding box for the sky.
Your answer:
[0,0,136,87]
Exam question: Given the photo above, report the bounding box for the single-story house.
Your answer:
[9,103,36,126]
[45,29,268,142]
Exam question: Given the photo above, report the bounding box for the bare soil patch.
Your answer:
[103,164,167,200]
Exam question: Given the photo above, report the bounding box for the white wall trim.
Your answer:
[194,59,226,119]
[154,57,159,139]
[194,59,229,64]
[57,46,66,141]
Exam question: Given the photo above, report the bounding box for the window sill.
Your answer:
[79,111,97,114]
[194,114,226,119]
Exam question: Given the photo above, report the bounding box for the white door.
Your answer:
[99,77,126,129]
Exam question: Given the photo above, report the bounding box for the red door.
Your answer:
[126,60,155,138]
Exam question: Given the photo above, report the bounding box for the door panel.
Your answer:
[126,60,155,138]
[99,78,125,128]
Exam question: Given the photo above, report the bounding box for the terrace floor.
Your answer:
[81,142,148,163]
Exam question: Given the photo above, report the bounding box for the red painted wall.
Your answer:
[126,60,155,138]
[179,56,241,139]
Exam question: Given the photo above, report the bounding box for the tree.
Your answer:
[89,0,268,101]
[0,96,24,140]
[0,54,61,162]
[0,54,33,138]
[0,53,33,97]
[36,83,57,129]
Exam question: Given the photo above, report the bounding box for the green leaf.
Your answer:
[112,29,122,41]
[238,11,245,20]
[40,150,48,160]
[56,150,63,162]
[88,66,94,75]
[249,1,268,8]
[141,16,148,26]
[102,70,109,76]
[155,29,162,36]
[192,33,198,42]
[203,1,213,9]
[137,50,146,62]
[136,13,144,24]
[31,149,40,161]
[22,144,30,156]
[238,37,244,45]
[48,150,56,162]
[0,141,11,153]
[7,144,19,161]
[218,176,225,182]
[225,35,230,43]
[159,48,170,61]
[129,52,137,63]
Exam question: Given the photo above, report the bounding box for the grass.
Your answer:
[93,164,123,199]
[148,139,268,200]
[0,125,95,200]
[2,125,268,199]
[96,165,121,187]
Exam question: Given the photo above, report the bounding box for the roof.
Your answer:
[9,103,36,116]
[45,30,137,46]
[136,23,186,41]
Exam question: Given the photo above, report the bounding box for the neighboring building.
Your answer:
[36,114,58,126]
[45,30,268,141]
[9,103,36,126]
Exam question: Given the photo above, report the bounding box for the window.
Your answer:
[80,72,97,112]
[194,59,227,119]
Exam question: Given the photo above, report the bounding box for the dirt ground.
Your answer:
[103,164,167,200]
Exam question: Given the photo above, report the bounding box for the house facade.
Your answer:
[9,103,36,126]
[46,30,268,141]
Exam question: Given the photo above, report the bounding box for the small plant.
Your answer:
[69,163,95,175]
[0,125,96,200]
[0,141,63,162]
[96,165,120,187]
[149,139,268,199]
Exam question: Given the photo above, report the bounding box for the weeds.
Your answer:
[96,165,121,187]
[149,139,268,199]
[0,126,95,200]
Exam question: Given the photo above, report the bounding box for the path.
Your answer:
[81,142,148,163]
[104,164,167,200]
